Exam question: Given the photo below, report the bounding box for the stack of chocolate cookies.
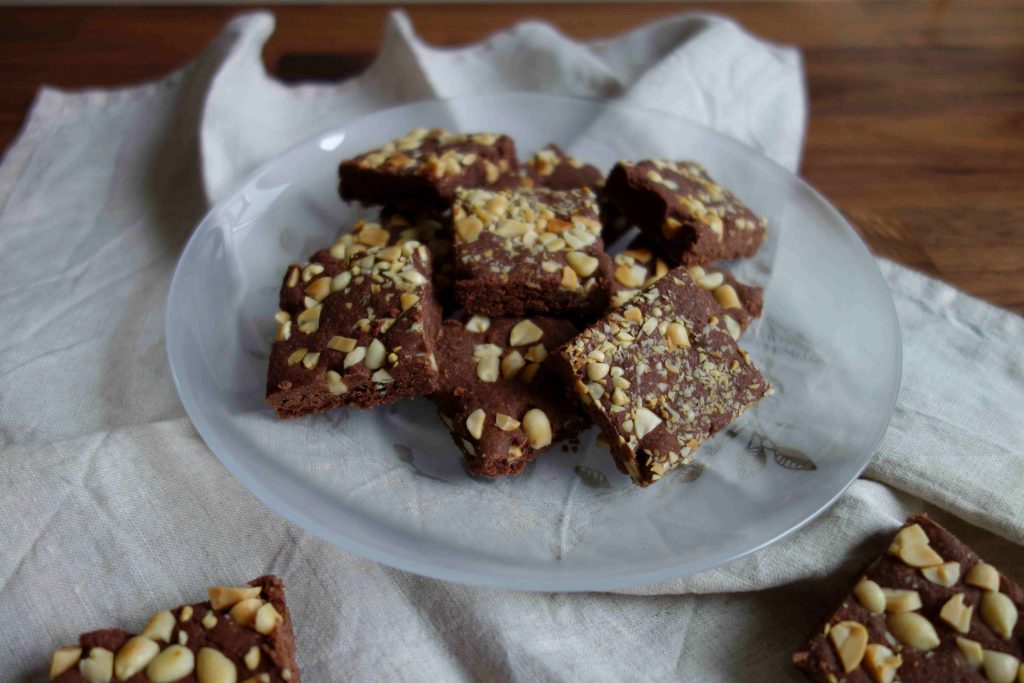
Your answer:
[266,128,771,487]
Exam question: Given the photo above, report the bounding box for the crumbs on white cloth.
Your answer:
[0,11,1020,682]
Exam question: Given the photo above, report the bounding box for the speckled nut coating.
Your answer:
[794,515,1024,683]
[49,575,300,683]
[515,143,605,191]
[557,266,769,486]
[339,128,517,209]
[432,316,590,477]
[267,217,443,418]
[607,236,763,339]
[603,159,767,265]
[451,186,613,317]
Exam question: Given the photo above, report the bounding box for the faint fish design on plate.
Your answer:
[574,465,612,490]
[674,461,704,483]
[746,434,817,472]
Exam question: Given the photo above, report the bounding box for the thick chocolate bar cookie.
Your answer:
[49,576,300,683]
[433,316,589,477]
[339,128,517,209]
[518,144,604,191]
[267,220,442,418]
[557,266,769,486]
[451,187,613,317]
[794,515,1024,683]
[609,237,763,338]
[603,159,767,265]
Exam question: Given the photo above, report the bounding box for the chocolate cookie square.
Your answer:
[518,144,605,191]
[433,315,590,477]
[338,128,517,209]
[451,187,613,317]
[794,515,1024,683]
[603,159,767,265]
[609,236,763,338]
[557,266,769,486]
[49,575,301,683]
[266,221,442,418]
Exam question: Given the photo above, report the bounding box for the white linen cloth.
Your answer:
[1,11,1021,681]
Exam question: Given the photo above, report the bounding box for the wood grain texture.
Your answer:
[1,2,1022,311]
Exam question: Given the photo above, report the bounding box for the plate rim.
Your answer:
[166,91,902,592]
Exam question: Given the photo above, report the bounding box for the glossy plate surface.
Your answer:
[167,93,901,591]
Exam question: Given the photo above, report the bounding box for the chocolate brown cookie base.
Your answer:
[267,221,442,418]
[338,128,517,210]
[50,576,300,683]
[557,266,769,486]
[794,515,1024,683]
[451,187,613,318]
[519,143,604,191]
[609,235,764,338]
[603,159,766,265]
[433,316,589,476]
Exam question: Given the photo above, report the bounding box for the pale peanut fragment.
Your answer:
[966,562,1001,591]
[465,315,490,333]
[854,578,886,614]
[522,409,552,449]
[501,351,526,380]
[560,266,579,290]
[255,603,284,635]
[79,648,114,683]
[326,371,348,396]
[982,650,1020,683]
[50,647,82,680]
[243,646,261,671]
[466,409,486,440]
[921,561,960,587]
[476,355,499,382]
[114,637,160,680]
[509,320,544,347]
[888,524,930,554]
[881,588,922,613]
[566,251,599,277]
[495,414,521,431]
[140,610,176,642]
[887,612,940,651]
[863,643,902,683]
[981,590,1018,639]
[665,322,690,349]
[828,621,868,673]
[327,336,357,353]
[634,407,662,439]
[939,593,974,634]
[210,586,261,610]
[229,598,264,627]
[956,637,984,669]
[896,543,944,568]
[197,647,238,683]
[146,645,195,683]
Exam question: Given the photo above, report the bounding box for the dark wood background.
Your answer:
[2,1,1022,312]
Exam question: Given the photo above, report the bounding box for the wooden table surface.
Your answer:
[2,1,1022,312]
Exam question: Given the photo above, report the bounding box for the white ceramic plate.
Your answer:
[166,93,900,591]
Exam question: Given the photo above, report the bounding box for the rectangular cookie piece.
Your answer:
[557,266,769,486]
[338,128,517,209]
[609,236,764,338]
[266,221,442,418]
[433,315,590,477]
[793,515,1024,683]
[451,187,613,317]
[49,575,300,683]
[517,143,605,191]
[603,159,767,264]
